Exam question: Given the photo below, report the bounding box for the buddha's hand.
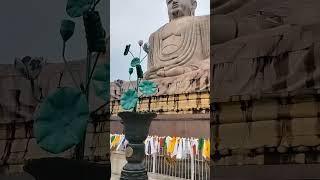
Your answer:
[156,65,200,77]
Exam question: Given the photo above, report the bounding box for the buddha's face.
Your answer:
[166,0,197,21]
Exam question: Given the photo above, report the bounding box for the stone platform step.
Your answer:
[111,173,188,180]
[213,164,320,180]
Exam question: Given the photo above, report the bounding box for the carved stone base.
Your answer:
[120,165,148,180]
[152,68,209,95]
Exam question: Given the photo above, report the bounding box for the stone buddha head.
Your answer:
[166,0,197,21]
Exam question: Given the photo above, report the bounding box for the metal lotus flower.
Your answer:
[130,57,140,67]
[115,79,124,87]
[129,68,134,75]
[33,87,89,154]
[143,43,149,54]
[139,80,157,96]
[138,40,143,46]
[120,89,138,110]
[14,56,45,80]
[60,20,75,42]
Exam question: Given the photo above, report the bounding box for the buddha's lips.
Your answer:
[172,4,179,9]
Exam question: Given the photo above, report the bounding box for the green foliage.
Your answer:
[33,87,89,154]
[92,64,109,101]
[66,0,93,18]
[139,80,157,96]
[136,64,143,78]
[83,11,106,52]
[120,89,138,110]
[120,41,158,112]
[130,57,140,67]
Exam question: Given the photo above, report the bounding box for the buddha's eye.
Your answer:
[167,0,173,4]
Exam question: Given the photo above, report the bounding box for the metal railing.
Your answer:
[145,147,210,180]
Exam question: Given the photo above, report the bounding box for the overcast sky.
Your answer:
[110,0,210,81]
[0,0,209,81]
[0,0,107,63]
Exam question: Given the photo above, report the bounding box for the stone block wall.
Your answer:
[211,95,320,166]
[110,91,210,115]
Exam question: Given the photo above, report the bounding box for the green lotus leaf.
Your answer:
[33,87,89,154]
[130,57,140,67]
[120,89,138,110]
[66,0,93,18]
[139,80,157,96]
[92,64,109,101]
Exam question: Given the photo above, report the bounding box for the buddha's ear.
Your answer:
[191,0,197,15]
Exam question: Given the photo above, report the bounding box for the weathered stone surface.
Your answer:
[7,152,25,165]
[11,139,28,153]
[291,118,320,136]
[211,0,320,101]
[25,138,55,159]
[95,122,110,133]
[93,147,108,158]
[0,126,7,140]
[86,123,95,133]
[14,125,26,139]
[111,91,210,115]
[4,164,24,175]
[293,153,306,164]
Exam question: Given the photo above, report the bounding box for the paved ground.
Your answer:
[0,173,34,180]
[3,164,320,180]
[213,164,320,180]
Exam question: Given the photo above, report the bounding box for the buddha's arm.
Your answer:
[211,14,238,45]
[212,13,285,45]
[147,33,155,71]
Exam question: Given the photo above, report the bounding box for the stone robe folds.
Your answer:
[145,15,210,95]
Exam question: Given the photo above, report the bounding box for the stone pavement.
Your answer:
[213,164,320,180]
[0,173,34,180]
[111,173,188,180]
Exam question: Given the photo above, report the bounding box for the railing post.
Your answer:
[152,153,156,173]
[191,153,195,180]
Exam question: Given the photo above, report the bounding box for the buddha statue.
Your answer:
[145,0,209,81]
[210,0,320,99]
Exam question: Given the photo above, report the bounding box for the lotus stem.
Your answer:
[30,80,42,103]
[85,52,101,93]
[93,0,101,9]
[128,50,135,58]
[62,42,80,89]
[140,54,148,63]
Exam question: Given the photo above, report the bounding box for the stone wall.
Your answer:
[110,91,210,137]
[211,95,320,166]
[111,114,210,138]
[110,91,210,114]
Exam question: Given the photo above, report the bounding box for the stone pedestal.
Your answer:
[118,112,156,180]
